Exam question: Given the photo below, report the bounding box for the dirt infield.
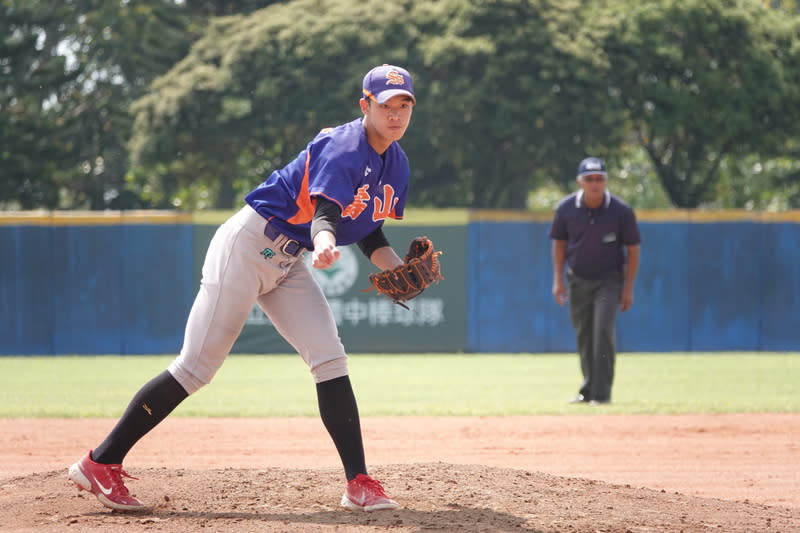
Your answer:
[0,414,797,532]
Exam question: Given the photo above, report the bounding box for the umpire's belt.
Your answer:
[264,222,305,256]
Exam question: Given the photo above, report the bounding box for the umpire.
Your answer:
[549,157,641,405]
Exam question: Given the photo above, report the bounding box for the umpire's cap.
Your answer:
[577,157,608,179]
[362,64,416,104]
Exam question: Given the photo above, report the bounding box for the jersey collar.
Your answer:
[576,189,610,209]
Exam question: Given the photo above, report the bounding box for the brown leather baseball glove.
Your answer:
[367,236,444,309]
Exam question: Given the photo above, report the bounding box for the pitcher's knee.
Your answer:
[167,361,212,395]
[311,357,349,384]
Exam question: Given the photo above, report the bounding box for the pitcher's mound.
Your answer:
[0,463,796,532]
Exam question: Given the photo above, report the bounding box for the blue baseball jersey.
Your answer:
[245,118,409,250]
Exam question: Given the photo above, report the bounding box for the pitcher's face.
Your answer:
[361,95,414,145]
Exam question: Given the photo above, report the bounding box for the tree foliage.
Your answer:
[129,0,628,209]
[0,0,278,210]
[129,0,426,208]
[1,1,80,208]
[2,0,800,210]
[408,0,625,207]
[602,0,800,207]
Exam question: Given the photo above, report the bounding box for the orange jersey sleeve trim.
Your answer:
[287,151,315,225]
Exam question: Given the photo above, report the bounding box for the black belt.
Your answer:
[263,222,304,256]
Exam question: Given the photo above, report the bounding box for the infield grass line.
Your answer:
[0,353,797,417]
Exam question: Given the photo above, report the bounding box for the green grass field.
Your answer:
[0,353,797,418]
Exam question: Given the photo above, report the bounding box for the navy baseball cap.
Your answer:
[362,64,415,104]
[577,157,608,178]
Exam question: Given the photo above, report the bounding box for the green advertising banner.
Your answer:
[192,224,466,354]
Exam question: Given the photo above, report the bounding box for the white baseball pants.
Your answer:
[168,205,348,394]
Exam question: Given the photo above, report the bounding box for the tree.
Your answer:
[0,0,279,210]
[710,151,800,209]
[0,1,80,208]
[759,0,799,12]
[0,1,198,209]
[128,0,427,208]
[129,0,626,209]
[407,0,632,208]
[6,0,800,211]
[602,0,800,207]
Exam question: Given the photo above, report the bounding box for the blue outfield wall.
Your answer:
[2,210,800,355]
[0,223,54,354]
[618,221,691,351]
[468,219,572,352]
[467,211,800,353]
[1,213,194,355]
[760,223,800,350]
[686,222,762,351]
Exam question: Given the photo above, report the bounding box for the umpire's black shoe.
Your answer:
[589,399,611,405]
[568,394,588,404]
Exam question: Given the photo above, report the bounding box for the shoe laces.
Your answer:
[355,474,388,497]
[107,465,138,495]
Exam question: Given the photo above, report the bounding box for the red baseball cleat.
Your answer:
[68,451,144,511]
[340,474,399,512]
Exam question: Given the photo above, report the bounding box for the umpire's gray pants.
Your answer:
[568,270,623,402]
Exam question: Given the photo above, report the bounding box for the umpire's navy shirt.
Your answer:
[549,190,641,280]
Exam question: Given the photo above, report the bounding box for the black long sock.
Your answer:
[316,375,367,481]
[92,370,189,465]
